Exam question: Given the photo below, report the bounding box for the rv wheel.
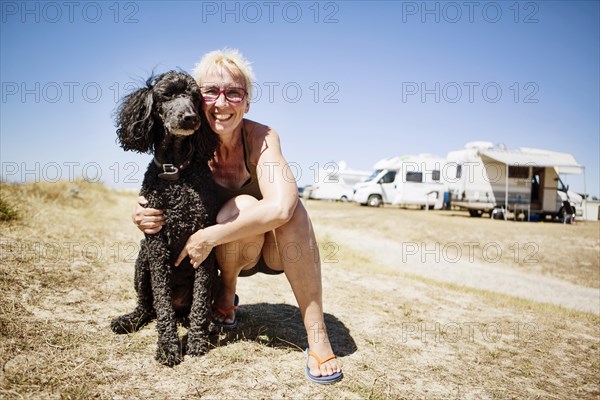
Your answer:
[367,195,383,207]
[560,206,575,224]
[340,195,349,203]
[469,209,483,217]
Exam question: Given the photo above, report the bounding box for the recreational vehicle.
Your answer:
[446,142,584,221]
[352,154,447,208]
[303,162,370,202]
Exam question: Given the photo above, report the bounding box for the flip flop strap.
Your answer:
[213,304,238,317]
[308,351,336,367]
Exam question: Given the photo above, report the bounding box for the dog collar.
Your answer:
[153,157,192,181]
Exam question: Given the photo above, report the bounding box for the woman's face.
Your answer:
[200,66,249,137]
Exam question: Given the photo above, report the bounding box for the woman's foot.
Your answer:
[212,288,238,326]
[306,328,343,379]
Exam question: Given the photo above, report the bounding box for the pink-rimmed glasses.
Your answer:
[200,86,247,104]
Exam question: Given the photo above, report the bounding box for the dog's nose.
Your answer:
[183,113,199,125]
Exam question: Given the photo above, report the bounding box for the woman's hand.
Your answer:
[132,196,165,234]
[175,229,216,269]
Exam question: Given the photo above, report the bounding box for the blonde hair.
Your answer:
[192,48,256,100]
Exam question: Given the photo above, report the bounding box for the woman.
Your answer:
[133,49,343,383]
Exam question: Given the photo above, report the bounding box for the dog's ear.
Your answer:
[115,79,161,153]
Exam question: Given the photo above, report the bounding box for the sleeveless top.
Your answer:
[214,123,263,205]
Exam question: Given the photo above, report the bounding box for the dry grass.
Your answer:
[1,181,599,399]
[310,202,600,289]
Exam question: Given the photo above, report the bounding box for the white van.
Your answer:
[303,162,370,202]
[353,154,447,209]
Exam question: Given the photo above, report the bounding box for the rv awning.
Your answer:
[479,148,584,174]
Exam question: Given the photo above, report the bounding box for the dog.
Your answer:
[110,71,220,366]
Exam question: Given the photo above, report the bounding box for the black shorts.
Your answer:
[238,256,284,277]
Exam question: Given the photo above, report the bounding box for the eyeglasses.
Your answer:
[200,86,247,104]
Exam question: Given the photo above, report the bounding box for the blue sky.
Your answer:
[1,1,599,197]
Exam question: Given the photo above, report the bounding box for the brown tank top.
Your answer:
[214,123,263,205]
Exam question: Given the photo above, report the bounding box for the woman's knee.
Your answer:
[276,200,311,237]
[217,238,264,272]
[216,195,259,224]
[215,195,265,271]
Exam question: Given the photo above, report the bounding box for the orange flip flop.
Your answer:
[305,348,343,384]
[212,294,239,329]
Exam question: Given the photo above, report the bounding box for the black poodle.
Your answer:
[110,71,220,366]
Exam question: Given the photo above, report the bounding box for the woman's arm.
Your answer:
[175,125,298,266]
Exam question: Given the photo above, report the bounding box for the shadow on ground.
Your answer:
[196,302,357,356]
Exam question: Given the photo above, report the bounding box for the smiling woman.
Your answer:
[132,48,344,383]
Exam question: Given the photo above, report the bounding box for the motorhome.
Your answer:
[352,154,447,208]
[446,142,584,221]
[303,162,370,202]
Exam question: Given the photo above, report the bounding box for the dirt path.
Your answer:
[315,223,600,315]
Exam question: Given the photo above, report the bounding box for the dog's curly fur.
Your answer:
[110,71,220,366]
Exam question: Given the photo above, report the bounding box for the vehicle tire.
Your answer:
[340,195,349,203]
[559,206,574,224]
[469,209,483,217]
[367,195,383,207]
[492,210,505,219]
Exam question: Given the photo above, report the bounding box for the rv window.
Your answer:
[406,172,423,183]
[432,170,440,181]
[508,166,529,180]
[456,165,462,179]
[379,171,396,184]
[557,177,568,192]
[366,169,383,182]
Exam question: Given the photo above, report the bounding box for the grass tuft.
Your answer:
[0,195,19,221]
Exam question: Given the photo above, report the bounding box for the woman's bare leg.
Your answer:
[264,200,342,377]
[214,195,264,324]
[215,196,341,376]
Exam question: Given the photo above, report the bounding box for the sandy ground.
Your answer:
[314,222,599,315]
[1,182,599,399]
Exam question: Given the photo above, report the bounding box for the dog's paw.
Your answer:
[110,316,137,334]
[155,342,183,367]
[186,337,209,357]
[110,310,152,334]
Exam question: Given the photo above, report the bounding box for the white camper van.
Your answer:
[353,154,447,209]
[303,162,370,202]
[446,142,584,221]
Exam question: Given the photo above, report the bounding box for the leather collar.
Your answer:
[153,157,192,181]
